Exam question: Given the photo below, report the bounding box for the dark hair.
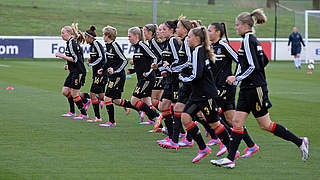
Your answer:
[144,24,160,41]
[210,22,229,44]
[180,19,201,32]
[85,25,97,37]
[165,20,178,32]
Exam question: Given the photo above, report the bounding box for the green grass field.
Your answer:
[0,0,319,38]
[0,59,319,180]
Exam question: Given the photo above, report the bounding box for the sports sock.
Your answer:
[172,110,183,143]
[134,100,159,120]
[243,126,255,148]
[195,115,218,140]
[227,127,244,161]
[162,109,173,139]
[186,122,206,150]
[214,123,230,149]
[66,93,75,113]
[105,101,115,123]
[92,98,100,119]
[270,122,302,147]
[73,96,87,115]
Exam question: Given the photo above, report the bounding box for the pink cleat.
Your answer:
[192,146,211,163]
[73,114,89,120]
[138,111,145,122]
[100,100,104,109]
[179,133,186,138]
[139,120,154,125]
[216,143,227,157]
[162,139,179,149]
[206,138,221,146]
[241,144,260,158]
[86,117,102,123]
[157,136,170,144]
[84,99,91,112]
[61,112,75,117]
[99,122,116,127]
[178,138,194,148]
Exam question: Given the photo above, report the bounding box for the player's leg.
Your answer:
[61,86,75,117]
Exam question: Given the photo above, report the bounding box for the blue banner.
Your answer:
[0,39,33,58]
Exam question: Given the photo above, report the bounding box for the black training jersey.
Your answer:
[235,32,267,89]
[65,38,86,74]
[132,41,157,81]
[160,37,180,73]
[211,39,238,87]
[148,38,163,77]
[88,39,105,77]
[179,45,218,101]
[171,37,192,73]
[103,41,127,75]
[288,32,305,48]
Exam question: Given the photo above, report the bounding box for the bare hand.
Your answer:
[161,71,168,77]
[64,65,68,70]
[108,67,114,75]
[151,63,158,70]
[226,76,236,85]
[97,68,103,75]
[86,58,91,65]
[55,52,63,58]
[129,59,134,65]
[163,61,169,68]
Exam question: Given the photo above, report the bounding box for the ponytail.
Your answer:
[85,25,97,38]
[70,23,85,44]
[144,24,160,42]
[210,22,230,44]
[237,8,267,28]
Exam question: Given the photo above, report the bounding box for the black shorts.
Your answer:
[132,78,155,99]
[236,86,272,118]
[177,83,192,104]
[64,72,85,90]
[291,47,301,56]
[184,98,220,123]
[105,73,126,99]
[215,85,236,112]
[153,77,164,90]
[90,74,107,94]
[161,73,182,103]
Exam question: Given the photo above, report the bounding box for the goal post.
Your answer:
[304,10,320,63]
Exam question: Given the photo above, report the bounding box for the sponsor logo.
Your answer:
[0,45,19,55]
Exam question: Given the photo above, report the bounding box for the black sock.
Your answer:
[74,99,87,115]
[67,97,75,113]
[243,126,255,148]
[195,115,218,139]
[163,115,173,139]
[106,104,115,123]
[186,132,193,142]
[120,99,135,109]
[187,123,206,150]
[227,130,243,161]
[273,123,302,147]
[219,114,232,134]
[172,115,183,143]
[138,102,159,120]
[93,102,100,119]
[81,97,88,104]
[215,126,230,150]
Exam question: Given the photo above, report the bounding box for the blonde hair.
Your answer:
[102,25,117,41]
[128,26,145,42]
[237,9,267,27]
[63,23,85,44]
[190,26,215,63]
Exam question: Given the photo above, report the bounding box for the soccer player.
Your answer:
[208,22,259,157]
[156,20,181,142]
[126,27,162,127]
[55,24,88,119]
[211,9,309,169]
[84,25,107,122]
[288,27,305,69]
[143,24,164,112]
[98,25,128,127]
[179,26,232,163]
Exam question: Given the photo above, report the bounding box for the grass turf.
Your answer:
[0,59,319,180]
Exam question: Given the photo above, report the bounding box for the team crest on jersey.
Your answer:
[216,48,222,55]
[136,47,141,53]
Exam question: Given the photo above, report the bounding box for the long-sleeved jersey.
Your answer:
[171,37,192,73]
[65,38,86,74]
[179,45,218,101]
[211,39,238,87]
[88,39,105,78]
[132,41,157,81]
[235,32,268,89]
[160,36,180,73]
[148,38,163,77]
[288,32,305,48]
[102,41,127,76]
